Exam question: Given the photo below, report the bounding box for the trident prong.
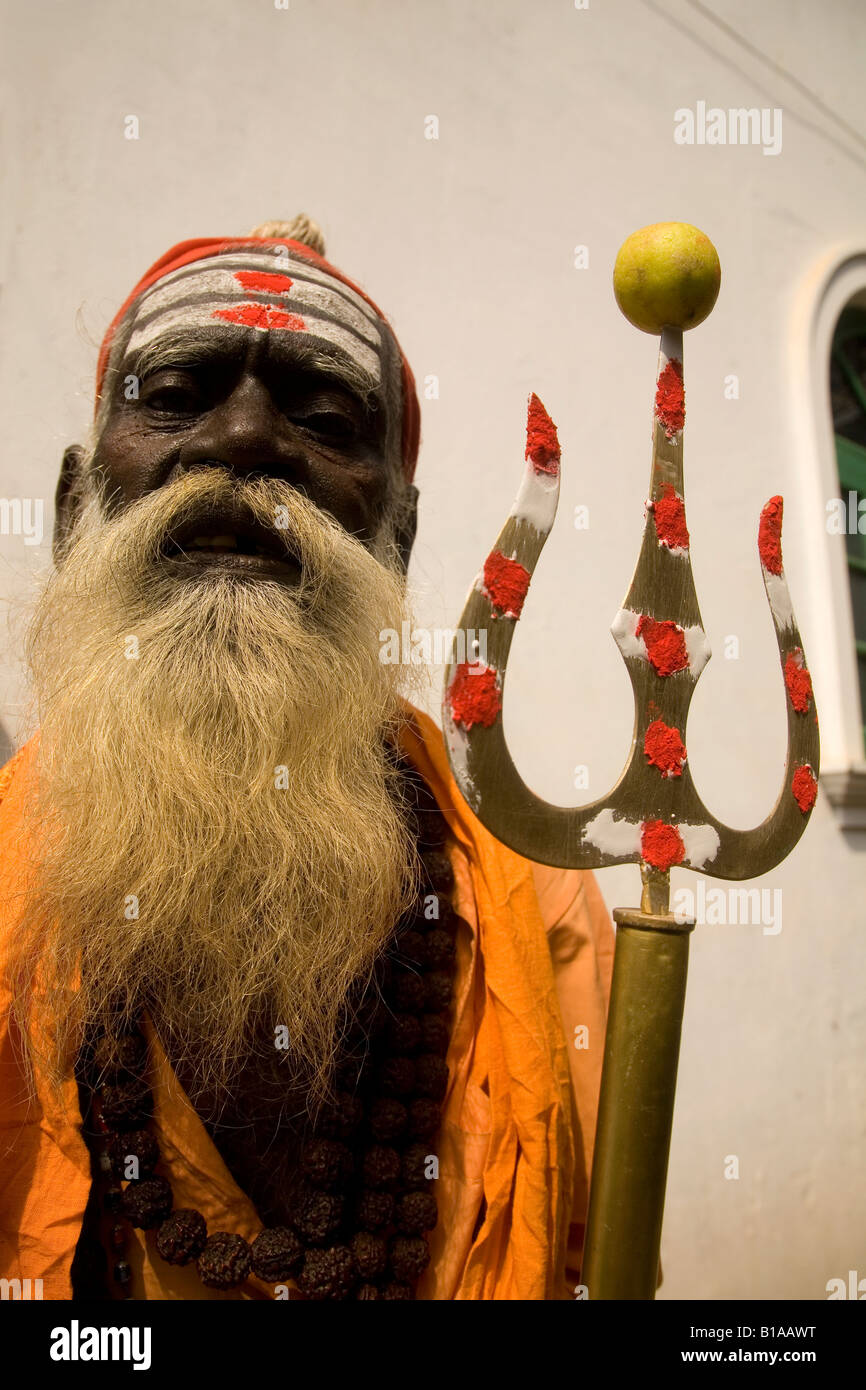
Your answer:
[441,224,820,1299]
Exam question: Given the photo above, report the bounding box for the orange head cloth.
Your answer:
[95,236,421,483]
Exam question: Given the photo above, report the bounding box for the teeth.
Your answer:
[175,532,289,564]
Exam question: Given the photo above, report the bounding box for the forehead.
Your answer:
[121,249,385,388]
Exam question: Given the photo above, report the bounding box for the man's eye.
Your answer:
[143,385,201,414]
[296,411,357,441]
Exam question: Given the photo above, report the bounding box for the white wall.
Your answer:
[1,0,864,1300]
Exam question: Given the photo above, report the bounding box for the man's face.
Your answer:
[79,325,408,578]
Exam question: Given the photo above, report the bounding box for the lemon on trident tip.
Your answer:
[613,222,721,334]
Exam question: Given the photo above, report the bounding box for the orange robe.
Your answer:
[0,706,614,1300]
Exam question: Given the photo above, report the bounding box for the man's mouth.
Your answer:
[160,512,302,583]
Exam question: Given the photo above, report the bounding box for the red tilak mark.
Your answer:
[644,718,687,777]
[759,495,784,575]
[482,551,531,618]
[791,764,817,815]
[234,270,295,294]
[212,304,306,330]
[448,662,502,730]
[652,483,690,551]
[641,820,685,870]
[784,649,812,713]
[655,359,685,437]
[525,393,561,476]
[636,616,689,676]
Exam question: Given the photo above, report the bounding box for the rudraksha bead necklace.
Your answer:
[75,761,461,1301]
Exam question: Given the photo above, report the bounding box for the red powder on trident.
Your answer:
[525,393,561,476]
[791,764,817,814]
[655,359,685,437]
[641,819,685,870]
[636,616,690,676]
[644,718,687,777]
[483,550,531,618]
[447,662,502,730]
[652,484,690,551]
[759,496,784,575]
[784,649,813,714]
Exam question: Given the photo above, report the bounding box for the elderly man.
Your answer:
[0,218,613,1301]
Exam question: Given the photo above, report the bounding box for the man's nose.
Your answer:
[179,376,306,482]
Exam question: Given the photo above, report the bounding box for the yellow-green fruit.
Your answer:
[613,222,721,334]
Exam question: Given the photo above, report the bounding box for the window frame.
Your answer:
[790,245,866,827]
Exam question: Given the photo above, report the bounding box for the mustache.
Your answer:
[84,469,332,574]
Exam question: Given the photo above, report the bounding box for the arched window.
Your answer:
[829,304,866,752]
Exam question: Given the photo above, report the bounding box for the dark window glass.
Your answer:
[830,305,866,751]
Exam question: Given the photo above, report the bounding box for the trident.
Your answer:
[441,224,820,1300]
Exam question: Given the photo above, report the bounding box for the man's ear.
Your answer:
[393,484,419,575]
[53,444,86,563]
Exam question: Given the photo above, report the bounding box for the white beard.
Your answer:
[12,464,424,1114]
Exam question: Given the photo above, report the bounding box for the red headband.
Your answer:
[96,236,421,483]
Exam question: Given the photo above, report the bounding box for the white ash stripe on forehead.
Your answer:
[136,253,381,331]
[125,303,382,384]
[131,285,381,362]
[147,251,382,325]
[130,266,382,350]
